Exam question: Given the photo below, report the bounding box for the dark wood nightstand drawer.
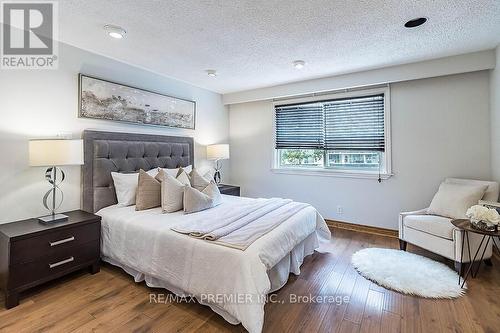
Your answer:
[8,240,100,289]
[222,188,240,196]
[218,184,240,197]
[0,210,101,309]
[10,221,100,265]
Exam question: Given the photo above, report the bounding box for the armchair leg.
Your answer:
[484,258,493,267]
[399,239,407,251]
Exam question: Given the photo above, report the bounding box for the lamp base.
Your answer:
[38,213,68,224]
[214,170,221,185]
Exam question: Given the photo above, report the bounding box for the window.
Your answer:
[274,88,391,178]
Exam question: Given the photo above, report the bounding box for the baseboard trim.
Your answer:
[326,219,398,238]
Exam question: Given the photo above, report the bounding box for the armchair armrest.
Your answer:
[400,207,429,217]
[398,207,429,240]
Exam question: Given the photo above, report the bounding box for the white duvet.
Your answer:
[98,195,330,333]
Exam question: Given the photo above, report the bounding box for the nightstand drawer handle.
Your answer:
[49,257,74,269]
[49,236,75,247]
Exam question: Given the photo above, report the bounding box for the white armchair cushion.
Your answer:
[427,182,487,219]
[403,215,455,240]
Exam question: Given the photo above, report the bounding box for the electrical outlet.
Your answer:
[337,205,343,215]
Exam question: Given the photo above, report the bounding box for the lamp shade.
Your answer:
[207,144,230,160]
[29,139,84,167]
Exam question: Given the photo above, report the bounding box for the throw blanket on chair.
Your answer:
[171,198,310,250]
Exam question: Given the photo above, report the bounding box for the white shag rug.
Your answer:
[351,248,466,298]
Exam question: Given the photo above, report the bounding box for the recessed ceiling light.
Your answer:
[104,25,126,39]
[404,17,427,28]
[292,60,306,69]
[206,69,217,77]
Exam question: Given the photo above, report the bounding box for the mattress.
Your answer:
[97,194,330,333]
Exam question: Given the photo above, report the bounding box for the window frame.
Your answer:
[271,86,393,179]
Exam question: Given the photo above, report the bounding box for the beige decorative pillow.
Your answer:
[183,186,212,214]
[176,167,192,186]
[135,169,161,211]
[203,169,215,182]
[177,171,191,187]
[203,182,222,206]
[190,168,211,191]
[156,169,191,213]
[428,182,488,219]
[183,182,222,214]
[155,168,167,183]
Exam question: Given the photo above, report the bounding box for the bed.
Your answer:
[82,130,330,333]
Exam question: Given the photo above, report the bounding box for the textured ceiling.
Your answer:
[57,0,500,93]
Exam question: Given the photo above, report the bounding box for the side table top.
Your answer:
[451,219,500,237]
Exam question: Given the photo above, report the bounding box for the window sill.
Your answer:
[270,167,393,180]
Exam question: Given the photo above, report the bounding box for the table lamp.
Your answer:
[207,144,230,185]
[29,139,84,224]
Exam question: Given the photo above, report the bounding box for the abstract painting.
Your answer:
[78,74,196,129]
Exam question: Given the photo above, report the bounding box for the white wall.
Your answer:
[491,46,500,183]
[0,42,228,223]
[229,71,491,229]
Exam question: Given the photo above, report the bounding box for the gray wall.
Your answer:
[228,71,491,229]
[491,46,500,183]
[0,42,228,223]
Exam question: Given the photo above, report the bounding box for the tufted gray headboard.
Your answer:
[82,130,194,213]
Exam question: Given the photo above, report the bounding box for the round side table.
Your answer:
[452,219,500,288]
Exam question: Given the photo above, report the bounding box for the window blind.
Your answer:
[324,94,385,151]
[275,102,324,149]
[275,93,385,152]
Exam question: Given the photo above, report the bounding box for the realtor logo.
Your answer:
[1,1,58,69]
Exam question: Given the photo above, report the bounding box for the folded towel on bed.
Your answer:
[213,202,310,250]
[171,198,310,250]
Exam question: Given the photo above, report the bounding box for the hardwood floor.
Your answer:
[1,228,499,332]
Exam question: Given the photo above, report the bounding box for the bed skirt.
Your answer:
[102,231,319,326]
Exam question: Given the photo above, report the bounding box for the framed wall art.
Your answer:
[78,74,196,129]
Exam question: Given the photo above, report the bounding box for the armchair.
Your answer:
[398,178,499,272]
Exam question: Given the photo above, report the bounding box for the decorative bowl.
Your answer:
[470,219,498,232]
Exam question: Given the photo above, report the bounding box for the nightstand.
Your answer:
[0,210,101,309]
[218,184,240,196]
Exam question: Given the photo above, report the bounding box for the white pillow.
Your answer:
[111,169,157,206]
[428,182,488,219]
[156,168,191,213]
[160,165,192,177]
